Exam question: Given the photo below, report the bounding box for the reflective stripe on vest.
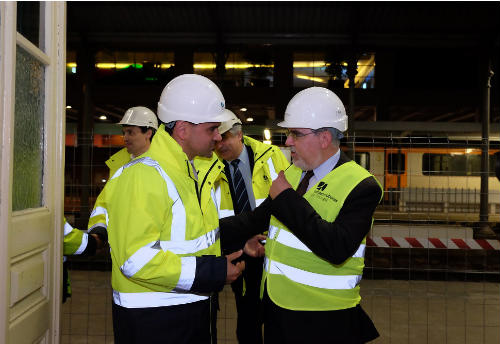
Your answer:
[112,287,208,308]
[264,161,378,311]
[264,257,362,290]
[268,225,365,258]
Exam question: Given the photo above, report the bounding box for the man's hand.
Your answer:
[269,171,292,199]
[225,250,245,284]
[244,234,266,257]
[91,233,104,249]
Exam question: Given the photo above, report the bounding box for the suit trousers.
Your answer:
[112,298,213,344]
[230,255,264,344]
[262,288,379,344]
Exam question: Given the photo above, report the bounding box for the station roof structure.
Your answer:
[66,2,500,135]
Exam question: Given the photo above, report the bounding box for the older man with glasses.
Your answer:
[222,86,383,343]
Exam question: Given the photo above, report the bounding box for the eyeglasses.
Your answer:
[286,129,316,139]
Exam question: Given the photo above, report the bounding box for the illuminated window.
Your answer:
[194,50,274,87]
[293,52,329,88]
[66,51,175,83]
[293,52,376,89]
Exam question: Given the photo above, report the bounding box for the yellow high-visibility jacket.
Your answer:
[88,149,131,235]
[63,218,97,300]
[196,136,290,219]
[106,148,131,179]
[98,125,224,308]
[63,217,92,256]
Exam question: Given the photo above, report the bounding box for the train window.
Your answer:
[354,152,370,170]
[422,153,497,176]
[387,153,405,174]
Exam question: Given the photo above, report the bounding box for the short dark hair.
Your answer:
[139,126,156,142]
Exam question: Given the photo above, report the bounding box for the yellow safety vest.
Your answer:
[99,125,221,308]
[263,161,382,311]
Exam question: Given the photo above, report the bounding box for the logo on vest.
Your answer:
[313,182,337,203]
[263,175,268,181]
[317,182,327,191]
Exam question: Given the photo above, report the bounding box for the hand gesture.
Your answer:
[269,171,292,199]
[244,234,266,257]
[225,250,245,284]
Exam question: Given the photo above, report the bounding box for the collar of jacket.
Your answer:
[105,147,130,170]
[195,152,225,192]
[146,124,197,181]
[335,150,352,170]
[243,135,277,166]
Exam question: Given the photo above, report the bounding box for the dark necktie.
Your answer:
[231,159,251,214]
[296,170,314,196]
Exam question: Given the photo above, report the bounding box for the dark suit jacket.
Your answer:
[220,150,382,343]
[221,151,382,265]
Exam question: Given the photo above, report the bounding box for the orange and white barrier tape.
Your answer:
[366,237,500,250]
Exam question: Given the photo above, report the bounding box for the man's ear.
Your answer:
[173,120,191,141]
[319,130,332,149]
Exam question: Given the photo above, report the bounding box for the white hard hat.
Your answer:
[218,109,242,135]
[278,87,348,131]
[118,106,158,130]
[157,74,232,124]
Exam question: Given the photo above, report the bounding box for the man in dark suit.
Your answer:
[221,86,382,343]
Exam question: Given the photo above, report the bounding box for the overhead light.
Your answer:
[101,179,107,183]
[264,129,271,140]
[246,117,254,122]
[66,105,72,109]
[295,74,326,83]
[263,140,272,144]
[293,61,327,68]
[240,108,247,112]
[193,63,274,69]
[99,115,107,120]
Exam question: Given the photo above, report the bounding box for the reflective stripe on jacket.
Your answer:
[263,161,381,311]
[63,218,89,256]
[88,148,131,233]
[101,125,221,308]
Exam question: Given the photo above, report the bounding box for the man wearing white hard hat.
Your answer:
[97,74,265,344]
[213,109,289,344]
[109,106,159,175]
[87,106,158,246]
[224,87,383,343]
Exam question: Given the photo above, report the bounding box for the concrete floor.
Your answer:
[62,270,500,344]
